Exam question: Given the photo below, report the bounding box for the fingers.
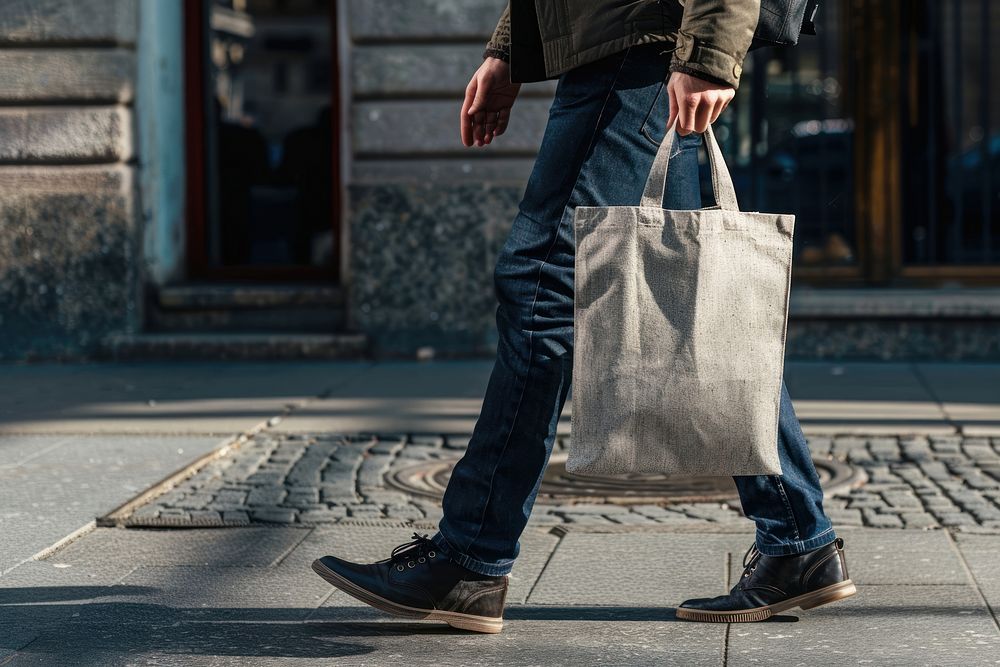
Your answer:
[472,110,486,146]
[464,73,492,147]
[460,79,477,147]
[467,75,489,117]
[720,94,732,117]
[678,93,734,134]
[464,73,497,147]
[710,96,727,125]
[676,93,699,136]
[666,80,679,132]
[495,108,510,136]
[692,96,713,134]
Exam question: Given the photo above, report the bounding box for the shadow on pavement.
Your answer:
[2,603,374,663]
[0,585,158,604]
[6,593,984,665]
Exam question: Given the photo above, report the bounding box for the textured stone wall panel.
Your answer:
[0,107,130,164]
[353,157,537,183]
[352,44,558,98]
[353,99,549,155]
[353,44,485,96]
[0,166,136,360]
[0,0,136,44]
[349,0,505,40]
[0,49,134,102]
[348,182,520,355]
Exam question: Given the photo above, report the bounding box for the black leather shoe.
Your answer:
[676,538,856,622]
[312,533,508,633]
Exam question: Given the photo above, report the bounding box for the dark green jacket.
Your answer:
[484,0,760,88]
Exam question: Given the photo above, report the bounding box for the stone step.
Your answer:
[102,332,369,361]
[149,283,346,333]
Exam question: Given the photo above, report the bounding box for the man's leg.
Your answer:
[734,384,836,555]
[433,43,693,576]
[312,45,687,633]
[674,371,853,623]
[652,134,837,559]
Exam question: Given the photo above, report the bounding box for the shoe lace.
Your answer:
[740,543,763,586]
[389,533,438,571]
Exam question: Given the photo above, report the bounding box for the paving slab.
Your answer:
[2,361,996,438]
[505,530,561,604]
[0,559,136,590]
[0,435,223,573]
[828,529,969,585]
[272,360,977,436]
[918,363,1000,435]
[3,616,727,667]
[528,533,746,607]
[0,559,143,661]
[784,362,934,402]
[727,584,1000,666]
[783,362,953,434]
[0,361,371,435]
[105,565,332,620]
[52,527,311,568]
[274,361,502,434]
[954,533,1000,617]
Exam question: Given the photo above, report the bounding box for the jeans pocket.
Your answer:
[639,79,669,148]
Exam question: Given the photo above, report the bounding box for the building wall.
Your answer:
[340,0,1000,360]
[0,0,996,362]
[0,0,139,360]
[344,0,554,356]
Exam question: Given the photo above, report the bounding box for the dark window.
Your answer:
[901,0,998,266]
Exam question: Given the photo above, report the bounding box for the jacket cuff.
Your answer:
[484,45,510,63]
[669,33,745,88]
[668,62,733,88]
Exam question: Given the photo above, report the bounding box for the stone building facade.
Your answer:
[0,0,998,361]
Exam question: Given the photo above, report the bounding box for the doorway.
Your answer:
[184,0,341,282]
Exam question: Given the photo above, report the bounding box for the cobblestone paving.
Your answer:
[120,432,1000,533]
[810,434,1000,532]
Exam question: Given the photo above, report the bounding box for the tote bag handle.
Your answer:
[640,120,740,211]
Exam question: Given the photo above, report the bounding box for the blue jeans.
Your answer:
[431,43,836,577]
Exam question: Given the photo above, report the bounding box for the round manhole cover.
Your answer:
[386,452,861,505]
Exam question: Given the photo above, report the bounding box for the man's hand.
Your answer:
[666,72,734,135]
[461,58,521,147]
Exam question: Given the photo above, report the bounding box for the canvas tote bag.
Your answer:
[568,122,793,477]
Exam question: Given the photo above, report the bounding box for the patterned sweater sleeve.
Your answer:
[484,3,511,62]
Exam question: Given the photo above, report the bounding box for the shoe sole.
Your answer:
[311,559,504,634]
[675,580,858,623]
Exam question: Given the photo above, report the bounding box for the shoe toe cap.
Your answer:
[316,555,372,579]
[678,597,713,609]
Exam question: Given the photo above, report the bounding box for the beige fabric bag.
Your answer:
[568,123,793,477]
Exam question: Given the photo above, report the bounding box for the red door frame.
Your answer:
[183,0,342,282]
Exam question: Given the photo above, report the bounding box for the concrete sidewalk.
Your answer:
[1,360,998,436]
[3,524,999,665]
[2,360,1000,665]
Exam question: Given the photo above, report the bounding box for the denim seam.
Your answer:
[639,78,667,148]
[770,475,802,541]
[755,525,836,557]
[432,530,514,576]
[457,47,633,563]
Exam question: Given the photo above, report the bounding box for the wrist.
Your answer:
[483,47,510,64]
